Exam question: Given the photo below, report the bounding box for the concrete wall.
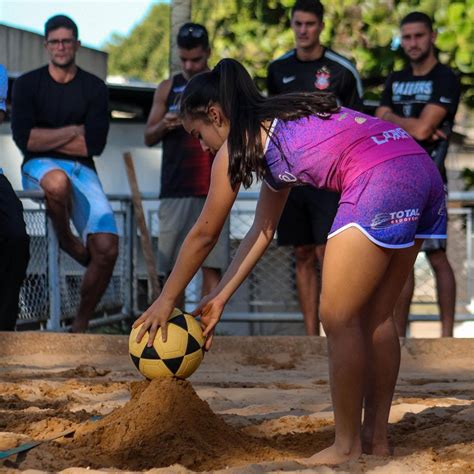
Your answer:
[0,24,107,79]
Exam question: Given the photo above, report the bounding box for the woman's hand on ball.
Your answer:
[133,300,174,347]
[192,294,225,351]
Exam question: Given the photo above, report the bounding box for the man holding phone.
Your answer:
[144,23,229,307]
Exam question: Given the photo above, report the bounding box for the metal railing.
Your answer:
[18,191,134,330]
[16,191,474,331]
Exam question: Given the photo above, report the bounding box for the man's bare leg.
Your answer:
[201,267,221,297]
[41,170,89,266]
[393,270,415,337]
[427,249,456,337]
[72,233,119,332]
[165,267,220,313]
[295,244,320,335]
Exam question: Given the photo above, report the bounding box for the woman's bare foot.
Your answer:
[362,439,393,456]
[362,429,393,456]
[298,443,362,466]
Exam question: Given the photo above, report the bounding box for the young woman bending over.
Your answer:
[134,59,446,465]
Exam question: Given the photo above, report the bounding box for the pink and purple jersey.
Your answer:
[263,107,426,193]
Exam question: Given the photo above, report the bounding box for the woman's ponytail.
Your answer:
[181,58,340,189]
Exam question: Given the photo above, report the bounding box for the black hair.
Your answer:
[291,0,324,22]
[180,58,339,189]
[400,11,433,32]
[177,22,209,50]
[45,15,79,39]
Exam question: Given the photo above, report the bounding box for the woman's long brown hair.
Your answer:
[180,58,339,189]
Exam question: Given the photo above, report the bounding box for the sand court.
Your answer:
[0,332,472,472]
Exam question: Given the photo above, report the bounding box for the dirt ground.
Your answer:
[0,333,472,473]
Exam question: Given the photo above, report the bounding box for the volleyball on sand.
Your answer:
[129,308,205,379]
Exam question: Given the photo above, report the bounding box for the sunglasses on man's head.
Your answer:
[178,26,206,39]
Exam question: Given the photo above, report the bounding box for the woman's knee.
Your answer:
[319,296,360,335]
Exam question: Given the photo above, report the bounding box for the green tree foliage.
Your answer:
[106,0,474,105]
[193,0,294,90]
[329,0,474,104]
[106,2,170,83]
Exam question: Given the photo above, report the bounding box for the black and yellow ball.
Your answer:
[129,307,205,379]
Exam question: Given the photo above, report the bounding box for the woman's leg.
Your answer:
[305,228,417,465]
[301,227,396,465]
[362,240,422,455]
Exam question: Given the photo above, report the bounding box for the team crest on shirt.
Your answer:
[314,66,330,90]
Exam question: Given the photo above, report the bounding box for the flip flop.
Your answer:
[0,415,101,460]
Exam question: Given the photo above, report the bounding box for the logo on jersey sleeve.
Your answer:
[314,66,330,90]
[278,171,298,183]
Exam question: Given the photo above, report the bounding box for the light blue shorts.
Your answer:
[22,158,118,242]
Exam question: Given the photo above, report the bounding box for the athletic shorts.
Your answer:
[277,186,340,247]
[420,184,448,253]
[328,153,446,249]
[421,237,447,252]
[158,197,230,275]
[22,158,118,243]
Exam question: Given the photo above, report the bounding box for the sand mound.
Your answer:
[20,378,284,471]
[1,335,472,473]
[74,378,265,469]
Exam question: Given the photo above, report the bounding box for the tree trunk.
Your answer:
[170,0,192,75]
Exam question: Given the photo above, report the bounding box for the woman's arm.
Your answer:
[133,142,239,345]
[194,181,290,349]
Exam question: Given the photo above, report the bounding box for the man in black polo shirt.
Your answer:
[11,15,118,332]
[376,12,461,337]
[267,0,363,335]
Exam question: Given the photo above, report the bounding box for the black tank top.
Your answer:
[160,74,212,198]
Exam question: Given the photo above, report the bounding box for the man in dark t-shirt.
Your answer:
[144,23,229,307]
[376,12,461,337]
[11,15,118,332]
[267,0,363,335]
